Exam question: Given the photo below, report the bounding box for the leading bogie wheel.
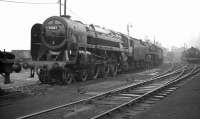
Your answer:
[38,68,49,84]
[79,69,89,82]
[62,68,74,85]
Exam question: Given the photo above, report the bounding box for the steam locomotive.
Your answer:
[182,47,200,63]
[27,15,163,84]
[0,50,21,84]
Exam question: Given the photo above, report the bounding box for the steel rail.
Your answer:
[151,63,182,79]
[90,66,199,119]
[165,65,199,85]
[17,65,186,119]
[150,63,174,79]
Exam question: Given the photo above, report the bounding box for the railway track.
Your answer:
[92,65,199,119]
[109,65,200,119]
[16,64,198,119]
[0,63,175,99]
[151,63,182,79]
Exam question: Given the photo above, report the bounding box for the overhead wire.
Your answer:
[61,2,87,23]
[0,0,87,23]
[67,8,87,23]
[0,0,58,4]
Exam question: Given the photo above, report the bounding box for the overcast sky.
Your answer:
[0,0,200,51]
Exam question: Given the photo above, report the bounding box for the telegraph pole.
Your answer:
[127,24,132,36]
[59,0,67,16]
[64,0,66,15]
[127,24,130,36]
[59,0,61,16]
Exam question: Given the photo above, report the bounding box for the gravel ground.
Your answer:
[133,69,200,119]
[0,69,38,90]
[0,63,171,119]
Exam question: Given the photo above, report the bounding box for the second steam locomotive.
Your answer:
[182,47,200,63]
[27,15,163,84]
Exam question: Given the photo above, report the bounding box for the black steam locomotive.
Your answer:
[182,47,200,63]
[0,50,21,84]
[27,15,163,84]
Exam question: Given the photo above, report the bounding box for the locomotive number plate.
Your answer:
[47,26,58,30]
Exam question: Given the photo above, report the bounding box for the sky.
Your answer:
[0,0,200,51]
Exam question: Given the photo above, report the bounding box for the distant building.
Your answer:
[11,50,31,62]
